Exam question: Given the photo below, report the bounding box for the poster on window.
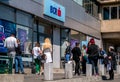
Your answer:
[81,41,88,48]
[0,19,16,53]
[70,39,79,49]
[17,25,28,52]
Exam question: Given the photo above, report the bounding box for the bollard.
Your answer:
[99,64,105,75]
[44,63,53,80]
[86,64,92,76]
[117,65,120,74]
[65,63,73,79]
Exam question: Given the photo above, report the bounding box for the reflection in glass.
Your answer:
[111,7,117,19]
[61,29,70,58]
[103,7,109,20]
[17,25,32,55]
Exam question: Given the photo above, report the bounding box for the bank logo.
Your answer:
[50,6,61,17]
[44,0,65,22]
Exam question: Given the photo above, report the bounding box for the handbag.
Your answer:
[41,54,46,63]
[37,55,41,60]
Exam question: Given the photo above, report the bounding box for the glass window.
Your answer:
[38,24,52,35]
[0,4,15,22]
[70,30,80,49]
[16,10,32,27]
[71,30,80,40]
[73,0,83,6]
[0,19,16,53]
[16,25,32,55]
[111,7,117,19]
[103,7,110,20]
[33,22,37,32]
[61,29,70,58]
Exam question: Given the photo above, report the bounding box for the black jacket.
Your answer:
[72,47,81,61]
[87,44,99,59]
[15,44,22,55]
[65,46,71,54]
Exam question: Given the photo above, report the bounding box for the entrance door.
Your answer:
[53,27,60,68]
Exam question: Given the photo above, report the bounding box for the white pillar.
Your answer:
[117,65,120,74]
[99,64,105,75]
[44,63,53,80]
[86,64,92,76]
[65,63,73,79]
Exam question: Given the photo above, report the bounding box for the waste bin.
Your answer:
[0,56,13,74]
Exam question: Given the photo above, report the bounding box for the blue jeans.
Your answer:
[99,59,104,64]
[65,54,70,62]
[89,59,98,75]
[15,56,24,73]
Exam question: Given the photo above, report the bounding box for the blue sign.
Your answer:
[44,0,65,22]
[0,19,16,53]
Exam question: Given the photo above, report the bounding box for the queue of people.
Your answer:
[4,33,53,75]
[64,38,117,80]
[3,33,118,80]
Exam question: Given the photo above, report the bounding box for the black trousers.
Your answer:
[82,58,87,74]
[74,60,80,75]
[109,69,114,79]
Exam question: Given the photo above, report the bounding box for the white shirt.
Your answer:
[4,36,18,51]
[32,47,41,59]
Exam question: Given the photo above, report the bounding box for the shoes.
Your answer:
[36,72,40,75]
[108,78,114,80]
[21,72,26,74]
[15,72,19,74]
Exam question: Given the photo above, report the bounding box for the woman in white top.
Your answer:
[32,42,42,75]
[42,38,52,63]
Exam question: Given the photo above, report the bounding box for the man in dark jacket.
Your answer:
[87,38,99,76]
[72,42,81,76]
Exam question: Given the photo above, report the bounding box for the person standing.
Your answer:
[87,38,99,76]
[72,42,81,76]
[15,39,25,74]
[42,38,52,63]
[4,33,18,64]
[99,48,107,64]
[107,46,116,80]
[65,42,71,63]
[32,42,42,75]
[81,45,89,74]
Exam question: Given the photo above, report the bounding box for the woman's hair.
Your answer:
[43,38,52,49]
[83,45,86,49]
[17,39,20,43]
[35,42,40,47]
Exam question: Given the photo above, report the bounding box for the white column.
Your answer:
[86,64,92,76]
[44,63,53,80]
[99,64,105,75]
[65,63,73,79]
[117,65,120,74]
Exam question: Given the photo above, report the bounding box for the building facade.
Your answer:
[0,0,101,68]
[97,0,120,52]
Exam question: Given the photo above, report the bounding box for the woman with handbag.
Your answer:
[42,38,52,63]
[32,42,42,75]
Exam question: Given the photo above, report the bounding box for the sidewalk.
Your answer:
[24,73,101,82]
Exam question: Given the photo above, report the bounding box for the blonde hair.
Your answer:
[43,38,52,49]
